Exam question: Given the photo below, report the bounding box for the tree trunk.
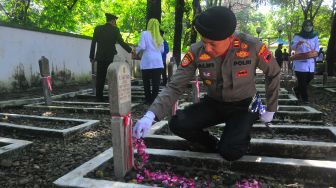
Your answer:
[326,13,336,76]
[23,0,30,24]
[173,0,184,65]
[190,0,202,44]
[146,0,161,23]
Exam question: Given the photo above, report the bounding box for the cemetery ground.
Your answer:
[0,78,335,187]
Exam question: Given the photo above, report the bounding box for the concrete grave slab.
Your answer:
[147,121,336,160]
[0,137,32,159]
[24,101,139,115]
[0,113,99,139]
[54,147,336,187]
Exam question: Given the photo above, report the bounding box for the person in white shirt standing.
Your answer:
[291,20,320,104]
[136,18,164,104]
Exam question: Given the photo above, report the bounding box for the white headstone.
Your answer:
[107,62,133,179]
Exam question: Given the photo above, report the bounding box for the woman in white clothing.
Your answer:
[136,18,164,104]
[291,20,320,104]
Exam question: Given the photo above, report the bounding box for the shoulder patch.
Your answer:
[258,44,272,63]
[199,53,211,61]
[181,50,194,67]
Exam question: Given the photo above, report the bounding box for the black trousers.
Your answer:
[169,96,258,161]
[161,62,167,85]
[294,71,314,102]
[96,60,113,101]
[142,68,163,104]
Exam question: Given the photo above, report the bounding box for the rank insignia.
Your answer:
[233,39,240,48]
[204,79,212,86]
[235,50,250,58]
[181,50,194,67]
[236,69,248,77]
[258,44,272,63]
[241,43,249,49]
[199,53,211,61]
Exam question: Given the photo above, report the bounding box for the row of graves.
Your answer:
[0,57,335,187]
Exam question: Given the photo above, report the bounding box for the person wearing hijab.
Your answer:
[136,18,164,104]
[291,20,320,104]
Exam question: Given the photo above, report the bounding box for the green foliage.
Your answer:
[0,0,333,52]
[236,8,267,36]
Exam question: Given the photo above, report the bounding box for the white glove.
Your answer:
[260,111,275,123]
[133,111,155,139]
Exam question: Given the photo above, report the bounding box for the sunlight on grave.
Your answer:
[83,131,99,139]
[42,111,55,117]
[255,157,262,162]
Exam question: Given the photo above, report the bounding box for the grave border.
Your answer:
[54,147,336,187]
[24,101,139,114]
[0,113,99,138]
[146,121,336,159]
[0,137,33,159]
[0,89,92,108]
[324,88,336,94]
[53,148,151,188]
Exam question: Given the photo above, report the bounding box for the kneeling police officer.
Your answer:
[133,6,280,161]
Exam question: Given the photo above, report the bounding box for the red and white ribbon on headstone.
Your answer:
[112,112,133,168]
[172,101,178,116]
[195,79,200,99]
[43,76,52,91]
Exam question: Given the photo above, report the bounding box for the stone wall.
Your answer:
[0,23,132,90]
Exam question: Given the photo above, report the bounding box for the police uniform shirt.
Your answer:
[291,35,320,73]
[149,32,281,120]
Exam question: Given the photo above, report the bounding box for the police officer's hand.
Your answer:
[260,111,275,123]
[133,111,155,139]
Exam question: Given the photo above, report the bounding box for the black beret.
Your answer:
[105,13,118,21]
[194,6,236,41]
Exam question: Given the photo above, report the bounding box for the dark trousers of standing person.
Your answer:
[294,71,314,102]
[169,96,258,161]
[161,61,167,86]
[96,60,113,102]
[142,68,163,104]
